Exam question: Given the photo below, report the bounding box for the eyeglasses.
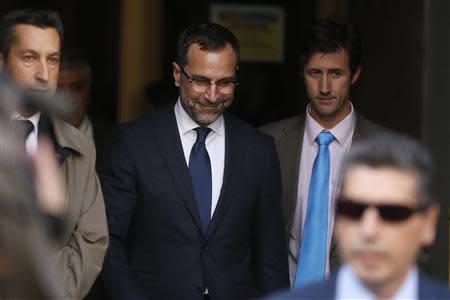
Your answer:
[336,197,427,223]
[178,65,239,94]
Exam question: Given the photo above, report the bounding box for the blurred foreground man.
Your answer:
[269,133,449,300]
[98,23,288,299]
[0,9,108,299]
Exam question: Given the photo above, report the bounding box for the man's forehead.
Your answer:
[341,165,419,206]
[305,48,350,68]
[185,43,237,79]
[11,24,60,52]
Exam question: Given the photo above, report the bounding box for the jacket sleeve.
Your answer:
[53,141,109,299]
[95,126,147,300]
[252,137,290,294]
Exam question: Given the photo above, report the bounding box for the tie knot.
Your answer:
[13,119,34,140]
[194,127,212,144]
[316,131,334,146]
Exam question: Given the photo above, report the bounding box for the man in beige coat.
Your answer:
[0,9,108,299]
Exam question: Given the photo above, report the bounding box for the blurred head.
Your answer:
[336,134,439,298]
[58,50,92,128]
[0,9,64,117]
[300,17,361,128]
[173,23,240,126]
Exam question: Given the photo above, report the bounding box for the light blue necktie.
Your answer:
[294,131,335,288]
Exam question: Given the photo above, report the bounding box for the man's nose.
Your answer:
[35,59,49,83]
[205,83,219,102]
[359,207,381,240]
[319,75,331,94]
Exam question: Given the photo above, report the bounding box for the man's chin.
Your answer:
[193,112,221,126]
[17,89,53,115]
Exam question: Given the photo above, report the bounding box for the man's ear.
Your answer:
[172,62,180,87]
[351,65,361,84]
[0,52,3,73]
[420,203,440,247]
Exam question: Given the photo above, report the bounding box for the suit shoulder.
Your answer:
[355,114,391,137]
[226,114,274,145]
[266,280,333,300]
[419,273,450,299]
[259,114,305,138]
[118,107,174,136]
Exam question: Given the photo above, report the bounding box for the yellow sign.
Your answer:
[210,5,285,62]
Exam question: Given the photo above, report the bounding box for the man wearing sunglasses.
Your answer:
[97,23,289,299]
[268,133,449,299]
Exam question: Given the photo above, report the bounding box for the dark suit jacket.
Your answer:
[97,106,289,299]
[260,113,387,271]
[267,270,450,300]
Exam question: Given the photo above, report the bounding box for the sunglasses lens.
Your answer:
[336,201,366,220]
[378,205,415,222]
[337,198,420,223]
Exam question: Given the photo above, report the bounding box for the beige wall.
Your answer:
[118,0,163,123]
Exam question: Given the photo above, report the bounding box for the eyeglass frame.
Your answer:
[336,197,429,223]
[177,63,239,94]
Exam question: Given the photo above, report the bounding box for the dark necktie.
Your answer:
[13,119,34,149]
[189,127,212,235]
[294,131,335,287]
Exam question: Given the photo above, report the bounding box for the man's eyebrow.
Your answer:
[191,74,236,81]
[48,51,60,57]
[20,49,38,55]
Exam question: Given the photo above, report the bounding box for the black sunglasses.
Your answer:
[336,197,427,223]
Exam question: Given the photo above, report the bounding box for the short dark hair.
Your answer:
[60,48,92,85]
[176,23,240,68]
[341,133,435,207]
[0,9,64,60]
[300,16,361,74]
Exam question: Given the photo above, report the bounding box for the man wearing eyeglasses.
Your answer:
[267,133,449,299]
[97,23,289,299]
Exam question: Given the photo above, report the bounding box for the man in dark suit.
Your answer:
[260,17,387,287]
[268,133,449,299]
[98,23,289,299]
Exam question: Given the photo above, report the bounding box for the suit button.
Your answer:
[203,244,208,251]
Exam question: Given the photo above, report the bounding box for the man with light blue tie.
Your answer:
[261,17,388,287]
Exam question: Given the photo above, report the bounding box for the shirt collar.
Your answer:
[174,97,225,137]
[305,102,355,146]
[11,110,41,132]
[338,264,418,300]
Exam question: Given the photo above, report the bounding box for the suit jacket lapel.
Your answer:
[206,113,246,239]
[152,108,204,234]
[278,115,305,236]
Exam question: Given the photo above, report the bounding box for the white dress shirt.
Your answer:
[288,103,356,284]
[11,111,41,157]
[336,264,418,300]
[174,99,225,218]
